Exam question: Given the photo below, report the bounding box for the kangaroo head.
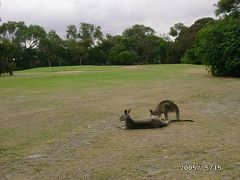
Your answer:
[149,109,158,115]
[149,109,161,118]
[119,109,131,121]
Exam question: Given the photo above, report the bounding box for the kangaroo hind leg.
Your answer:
[163,111,168,120]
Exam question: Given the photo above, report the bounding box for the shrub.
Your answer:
[0,59,15,76]
[118,50,138,65]
[181,48,201,64]
[195,17,240,76]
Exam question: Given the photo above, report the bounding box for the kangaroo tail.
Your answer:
[169,119,194,123]
[174,105,180,120]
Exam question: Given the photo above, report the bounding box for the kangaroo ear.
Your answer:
[149,109,153,113]
[128,109,131,114]
[124,109,128,114]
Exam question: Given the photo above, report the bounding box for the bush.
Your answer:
[196,17,240,76]
[118,50,138,65]
[181,48,201,64]
[0,59,15,76]
[109,49,138,65]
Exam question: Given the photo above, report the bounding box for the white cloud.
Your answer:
[1,0,218,37]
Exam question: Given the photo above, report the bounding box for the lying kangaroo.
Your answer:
[117,109,194,130]
[118,109,169,129]
[150,100,180,120]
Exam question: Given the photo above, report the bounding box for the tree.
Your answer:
[88,46,107,65]
[181,48,200,64]
[64,23,104,65]
[144,35,168,64]
[64,40,84,65]
[215,0,240,17]
[0,21,19,42]
[17,25,46,50]
[0,59,15,75]
[47,30,65,66]
[196,17,240,76]
[151,39,169,64]
[98,35,125,65]
[15,24,46,69]
[169,23,187,37]
[122,24,156,63]
[66,25,78,41]
[0,21,24,71]
[108,42,128,65]
[118,50,138,65]
[65,25,84,65]
[78,22,103,48]
[168,18,214,64]
[78,23,103,64]
[0,42,15,75]
[39,30,65,67]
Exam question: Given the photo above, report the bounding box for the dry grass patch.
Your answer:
[0,65,240,179]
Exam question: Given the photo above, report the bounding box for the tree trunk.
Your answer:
[59,59,62,67]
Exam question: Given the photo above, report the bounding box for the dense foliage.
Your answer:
[215,0,240,17]
[169,18,214,64]
[196,17,240,76]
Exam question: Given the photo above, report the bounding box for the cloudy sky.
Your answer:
[1,0,218,37]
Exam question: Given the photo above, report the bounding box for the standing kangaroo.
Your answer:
[117,109,193,130]
[149,100,180,120]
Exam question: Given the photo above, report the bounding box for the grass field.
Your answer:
[0,64,240,179]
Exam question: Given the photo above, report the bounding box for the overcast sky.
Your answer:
[1,0,218,37]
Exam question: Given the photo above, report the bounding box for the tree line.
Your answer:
[0,0,239,76]
[0,19,213,69]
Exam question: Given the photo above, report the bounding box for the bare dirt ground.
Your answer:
[1,66,240,179]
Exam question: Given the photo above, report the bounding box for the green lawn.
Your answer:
[1,64,239,179]
[0,65,195,90]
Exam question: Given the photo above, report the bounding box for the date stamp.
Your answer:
[179,163,222,172]
[204,164,222,171]
[180,164,201,171]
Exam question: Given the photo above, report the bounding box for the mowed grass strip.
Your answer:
[0,64,197,91]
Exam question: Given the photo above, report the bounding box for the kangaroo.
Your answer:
[149,100,180,120]
[118,109,169,129]
[117,109,194,130]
